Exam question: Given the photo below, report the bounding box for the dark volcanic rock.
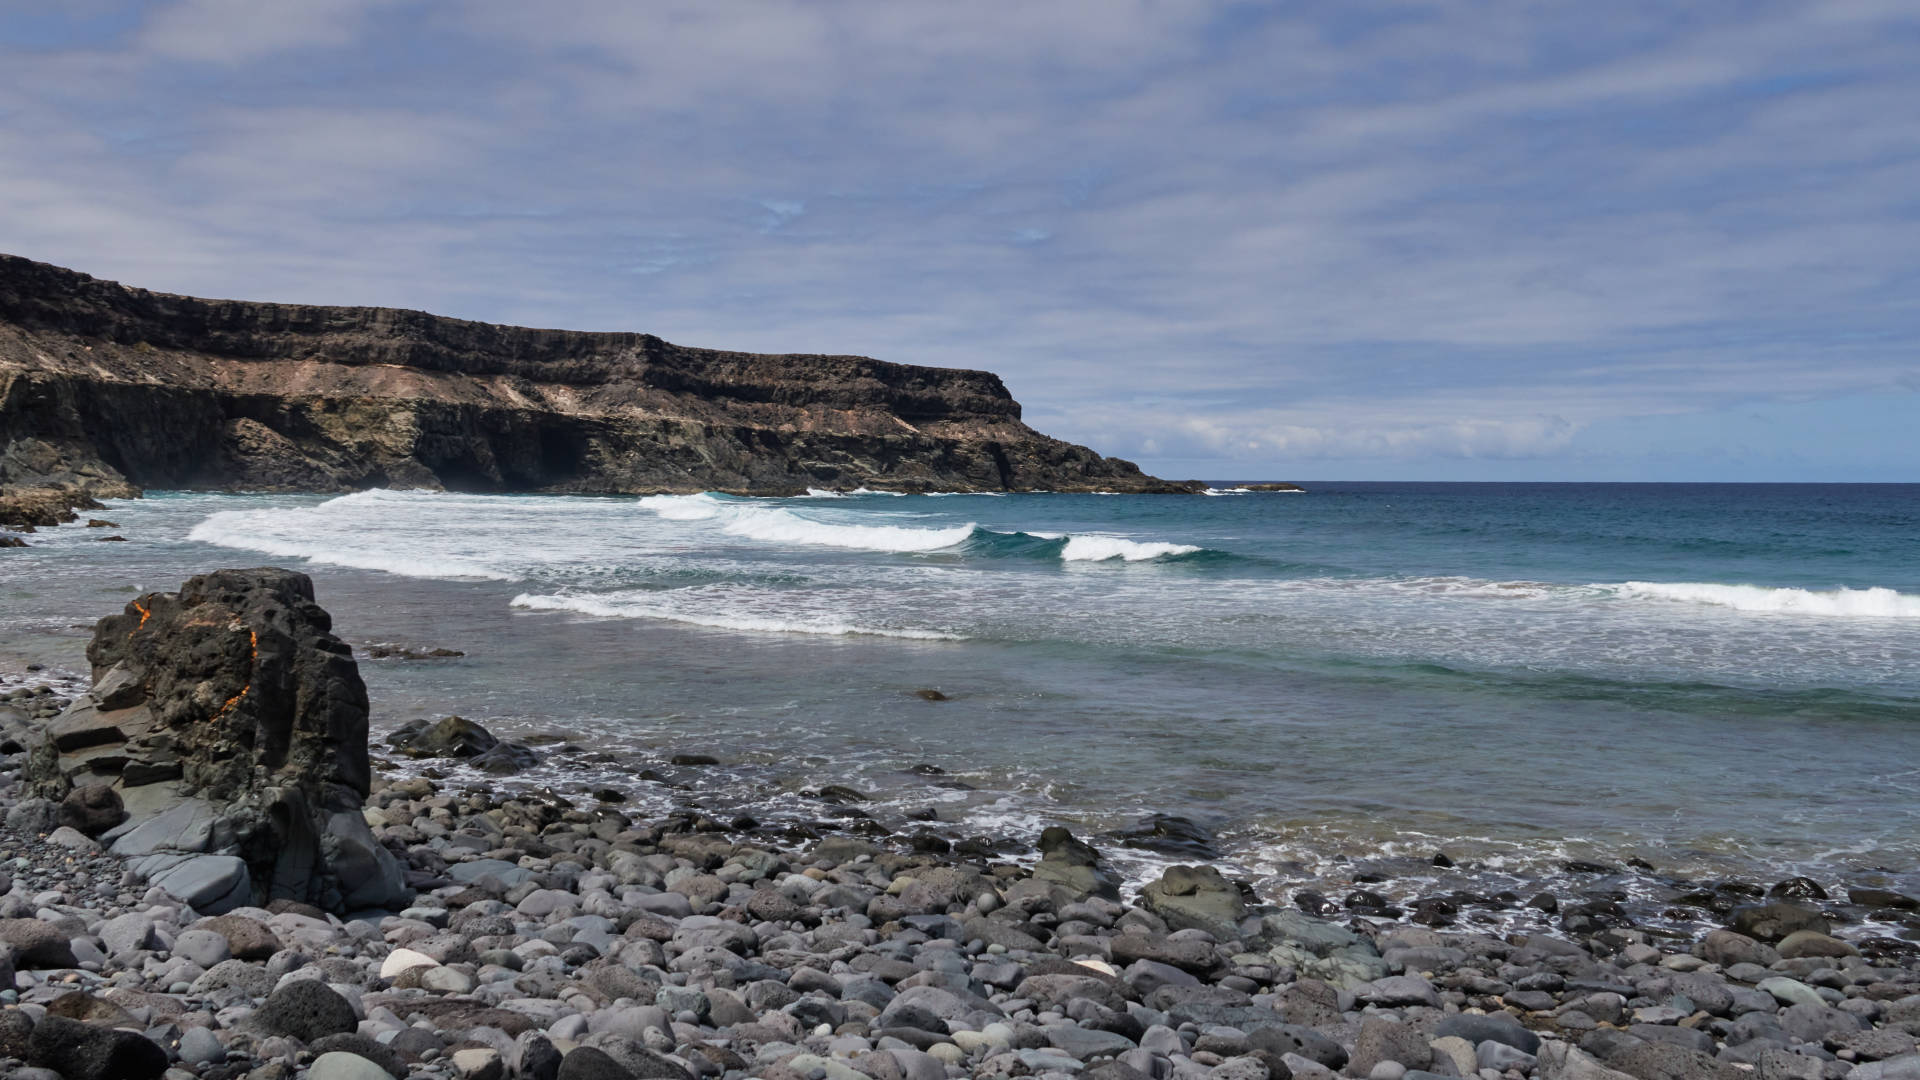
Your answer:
[0,253,1200,498]
[57,782,125,836]
[388,715,498,758]
[27,1014,168,1080]
[24,568,409,914]
[254,979,359,1042]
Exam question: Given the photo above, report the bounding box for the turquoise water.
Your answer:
[4,482,1918,934]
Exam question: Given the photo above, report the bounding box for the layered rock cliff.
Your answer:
[0,254,1197,517]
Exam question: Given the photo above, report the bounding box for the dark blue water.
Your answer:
[4,482,1918,935]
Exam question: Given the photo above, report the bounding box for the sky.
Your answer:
[1,1,1916,482]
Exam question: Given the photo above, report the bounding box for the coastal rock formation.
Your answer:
[0,253,1199,516]
[17,568,408,914]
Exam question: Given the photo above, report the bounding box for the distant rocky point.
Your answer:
[0,253,1201,525]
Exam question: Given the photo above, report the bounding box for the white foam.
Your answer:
[1060,535,1202,562]
[721,509,976,552]
[1202,488,1252,496]
[848,487,906,496]
[1607,582,1920,619]
[638,493,975,553]
[802,488,848,498]
[636,493,726,520]
[187,498,518,581]
[509,592,964,639]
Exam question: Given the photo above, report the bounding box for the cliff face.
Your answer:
[0,254,1197,510]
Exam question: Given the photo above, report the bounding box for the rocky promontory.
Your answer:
[0,254,1199,524]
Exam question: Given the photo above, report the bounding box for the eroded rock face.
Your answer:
[23,568,408,914]
[0,253,1201,501]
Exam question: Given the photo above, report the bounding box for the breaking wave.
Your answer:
[1606,582,1920,619]
[509,591,964,640]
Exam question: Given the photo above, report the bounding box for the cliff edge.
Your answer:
[0,254,1198,518]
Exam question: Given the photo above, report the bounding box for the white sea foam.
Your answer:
[1202,488,1252,496]
[636,493,726,520]
[848,487,906,496]
[636,493,975,552]
[802,488,848,498]
[1060,535,1202,562]
[722,510,976,552]
[187,498,519,580]
[1607,581,1920,618]
[509,592,964,639]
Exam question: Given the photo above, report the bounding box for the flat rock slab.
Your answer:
[131,853,250,913]
[110,797,223,856]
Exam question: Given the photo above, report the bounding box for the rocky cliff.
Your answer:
[0,253,1197,517]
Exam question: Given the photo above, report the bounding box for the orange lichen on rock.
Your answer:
[210,628,258,720]
[129,598,151,639]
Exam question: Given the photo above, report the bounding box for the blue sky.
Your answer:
[2,1,1915,481]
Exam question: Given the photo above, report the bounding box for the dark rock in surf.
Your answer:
[388,715,498,759]
[1117,813,1220,860]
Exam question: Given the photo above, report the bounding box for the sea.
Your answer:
[4,481,1918,938]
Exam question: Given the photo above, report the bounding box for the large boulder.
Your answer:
[24,568,409,913]
[1139,864,1248,940]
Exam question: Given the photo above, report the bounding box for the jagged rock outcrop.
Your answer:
[0,253,1199,514]
[13,568,409,914]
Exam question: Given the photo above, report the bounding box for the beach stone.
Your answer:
[1363,975,1440,1008]
[192,957,278,996]
[1758,977,1826,1008]
[177,1025,226,1065]
[556,1047,633,1080]
[173,928,231,967]
[26,1014,168,1080]
[1431,1036,1479,1077]
[1603,1041,1744,1080]
[1435,1012,1541,1054]
[1699,930,1779,967]
[255,979,359,1041]
[1250,1025,1349,1070]
[1033,827,1124,901]
[1777,930,1858,959]
[311,1035,408,1078]
[196,913,281,959]
[1540,1045,1643,1080]
[1351,1017,1433,1076]
[381,946,441,977]
[96,910,159,956]
[45,824,100,850]
[1140,864,1247,939]
[1050,1026,1138,1060]
[0,917,78,967]
[453,1047,507,1080]
[57,783,126,836]
[451,858,535,888]
[515,1032,565,1080]
[308,1051,400,1080]
[5,797,59,834]
[1729,903,1829,942]
[1849,1056,1920,1080]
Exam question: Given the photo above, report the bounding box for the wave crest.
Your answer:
[1608,582,1920,619]
[510,591,964,639]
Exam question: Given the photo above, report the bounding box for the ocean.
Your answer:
[4,482,1918,938]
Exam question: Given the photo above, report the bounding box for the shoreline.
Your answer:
[5,651,1920,957]
[2,670,1920,1080]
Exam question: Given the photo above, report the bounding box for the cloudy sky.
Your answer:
[3,1,1915,481]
